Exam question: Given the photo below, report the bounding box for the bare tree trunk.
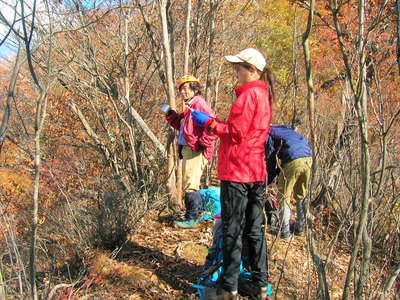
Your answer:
[355,1,372,298]
[159,0,179,209]
[190,0,203,75]
[302,0,330,299]
[396,0,400,74]
[30,89,48,300]
[206,64,222,186]
[165,1,176,82]
[174,0,192,205]
[0,1,51,298]
[20,1,44,298]
[380,263,400,300]
[205,0,218,101]
[159,0,176,109]
[328,3,368,297]
[0,268,5,299]
[342,0,372,298]
[122,12,138,178]
[291,6,299,129]
[0,45,25,152]
[211,65,222,110]
[125,104,166,157]
[184,0,191,75]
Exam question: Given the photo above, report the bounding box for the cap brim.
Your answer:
[224,55,244,64]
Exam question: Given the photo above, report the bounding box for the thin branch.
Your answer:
[0,44,26,152]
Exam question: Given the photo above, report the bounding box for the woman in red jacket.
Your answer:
[165,75,216,229]
[193,48,275,300]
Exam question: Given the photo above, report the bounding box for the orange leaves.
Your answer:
[0,168,32,202]
[91,253,158,289]
[0,168,33,234]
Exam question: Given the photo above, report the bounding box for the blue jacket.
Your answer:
[265,125,312,184]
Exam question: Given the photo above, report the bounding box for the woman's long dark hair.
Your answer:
[260,66,276,103]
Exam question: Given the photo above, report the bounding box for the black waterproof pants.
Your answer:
[219,181,268,292]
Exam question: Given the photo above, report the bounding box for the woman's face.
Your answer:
[233,64,258,85]
[179,82,196,100]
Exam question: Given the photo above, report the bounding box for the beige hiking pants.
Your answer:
[182,146,208,193]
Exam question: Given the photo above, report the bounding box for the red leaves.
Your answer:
[81,271,104,289]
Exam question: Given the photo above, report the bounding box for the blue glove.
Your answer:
[192,110,210,126]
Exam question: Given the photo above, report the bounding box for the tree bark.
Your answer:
[0,45,25,152]
[0,267,5,299]
[342,0,372,298]
[183,0,191,75]
[125,102,167,158]
[122,14,139,178]
[205,0,218,101]
[380,263,400,300]
[302,0,331,299]
[21,1,43,298]
[159,0,179,208]
[176,0,193,206]
[396,0,400,74]
[30,90,48,300]
[291,6,299,129]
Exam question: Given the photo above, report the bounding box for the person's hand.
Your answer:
[192,110,210,126]
[166,109,176,116]
[165,109,176,122]
[196,142,206,152]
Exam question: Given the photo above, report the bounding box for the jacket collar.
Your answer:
[185,97,195,106]
[183,95,204,114]
[186,94,203,108]
[234,80,266,97]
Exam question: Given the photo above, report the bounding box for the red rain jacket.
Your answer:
[207,80,272,182]
[166,95,216,162]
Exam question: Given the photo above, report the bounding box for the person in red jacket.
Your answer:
[192,48,275,300]
[165,75,216,229]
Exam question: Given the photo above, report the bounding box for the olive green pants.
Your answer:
[277,157,312,233]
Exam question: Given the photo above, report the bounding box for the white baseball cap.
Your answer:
[225,48,266,72]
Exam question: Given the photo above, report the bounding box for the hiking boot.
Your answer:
[202,287,238,300]
[281,231,293,241]
[238,279,269,300]
[173,213,186,221]
[174,218,200,229]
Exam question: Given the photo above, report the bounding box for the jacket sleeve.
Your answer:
[211,91,256,144]
[166,111,184,130]
[195,100,217,148]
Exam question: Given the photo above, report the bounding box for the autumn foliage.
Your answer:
[0,0,399,299]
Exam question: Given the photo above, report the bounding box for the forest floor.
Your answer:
[65,210,373,300]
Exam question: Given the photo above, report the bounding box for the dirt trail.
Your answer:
[86,211,351,299]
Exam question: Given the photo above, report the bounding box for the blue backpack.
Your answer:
[194,221,272,299]
[198,187,221,221]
